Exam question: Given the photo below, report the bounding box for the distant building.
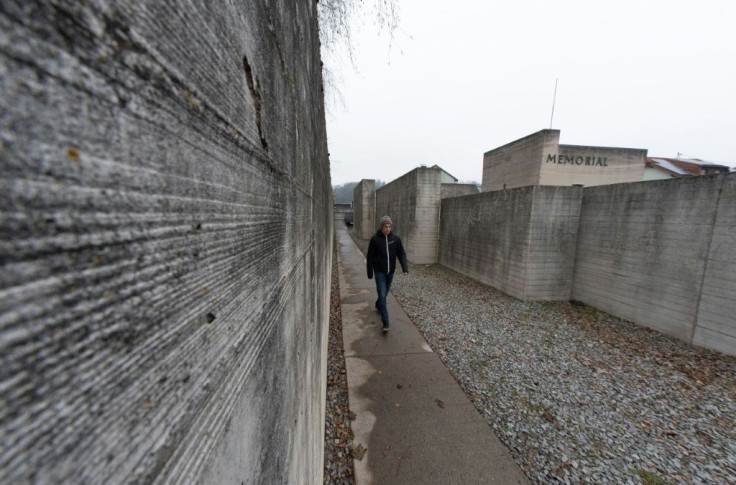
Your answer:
[333,203,352,224]
[645,157,732,180]
[482,129,647,191]
[424,164,459,183]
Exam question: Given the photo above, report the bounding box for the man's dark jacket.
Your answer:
[367,230,408,279]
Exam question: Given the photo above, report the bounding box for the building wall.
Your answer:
[526,186,584,299]
[376,167,443,264]
[439,186,582,300]
[693,174,736,354]
[353,179,376,239]
[0,2,330,484]
[440,189,531,299]
[540,144,647,187]
[643,166,675,181]
[572,175,733,349]
[376,170,418,260]
[482,130,559,192]
[333,203,352,227]
[439,170,457,184]
[441,183,479,199]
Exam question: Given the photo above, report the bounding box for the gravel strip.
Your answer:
[324,238,355,485]
[388,263,736,485]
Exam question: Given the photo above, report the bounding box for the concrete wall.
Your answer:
[376,167,443,264]
[540,144,647,187]
[694,174,736,353]
[0,2,330,484]
[353,179,376,239]
[441,183,479,199]
[440,186,582,300]
[572,174,735,352]
[482,130,559,191]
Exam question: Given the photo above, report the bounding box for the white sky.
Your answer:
[324,0,736,186]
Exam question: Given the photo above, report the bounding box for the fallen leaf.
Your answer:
[348,411,357,421]
[67,147,80,162]
[435,399,445,409]
[351,443,367,460]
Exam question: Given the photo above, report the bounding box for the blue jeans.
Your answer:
[374,271,395,325]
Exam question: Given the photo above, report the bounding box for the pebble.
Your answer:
[323,242,355,484]
[388,262,736,485]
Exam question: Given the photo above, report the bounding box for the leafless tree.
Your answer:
[317,0,400,110]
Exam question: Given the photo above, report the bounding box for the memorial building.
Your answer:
[482,129,647,191]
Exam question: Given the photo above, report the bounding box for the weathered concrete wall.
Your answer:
[353,179,375,239]
[694,175,736,353]
[0,2,331,484]
[572,174,735,353]
[441,183,479,199]
[440,186,582,300]
[440,189,532,298]
[525,186,584,299]
[482,130,558,191]
[541,144,647,187]
[376,167,443,264]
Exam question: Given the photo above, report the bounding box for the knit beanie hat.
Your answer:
[379,216,392,227]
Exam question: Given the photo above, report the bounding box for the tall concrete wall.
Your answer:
[439,186,582,300]
[482,130,559,191]
[572,174,735,353]
[540,144,647,187]
[376,167,443,264]
[0,2,331,484]
[353,179,376,239]
[694,175,736,353]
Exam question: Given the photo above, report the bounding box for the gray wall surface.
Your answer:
[694,174,736,353]
[353,179,376,239]
[376,167,443,264]
[1,2,331,484]
[441,183,479,199]
[439,186,582,300]
[482,130,558,192]
[572,174,735,353]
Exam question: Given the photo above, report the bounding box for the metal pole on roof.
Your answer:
[549,78,558,129]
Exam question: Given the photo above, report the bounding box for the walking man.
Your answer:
[367,216,408,332]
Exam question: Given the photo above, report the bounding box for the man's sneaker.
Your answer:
[382,322,390,333]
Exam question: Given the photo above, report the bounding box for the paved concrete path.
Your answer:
[336,225,529,485]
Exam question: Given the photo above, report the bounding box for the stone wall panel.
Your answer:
[0,1,330,483]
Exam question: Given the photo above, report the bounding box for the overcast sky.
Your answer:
[324,0,736,186]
